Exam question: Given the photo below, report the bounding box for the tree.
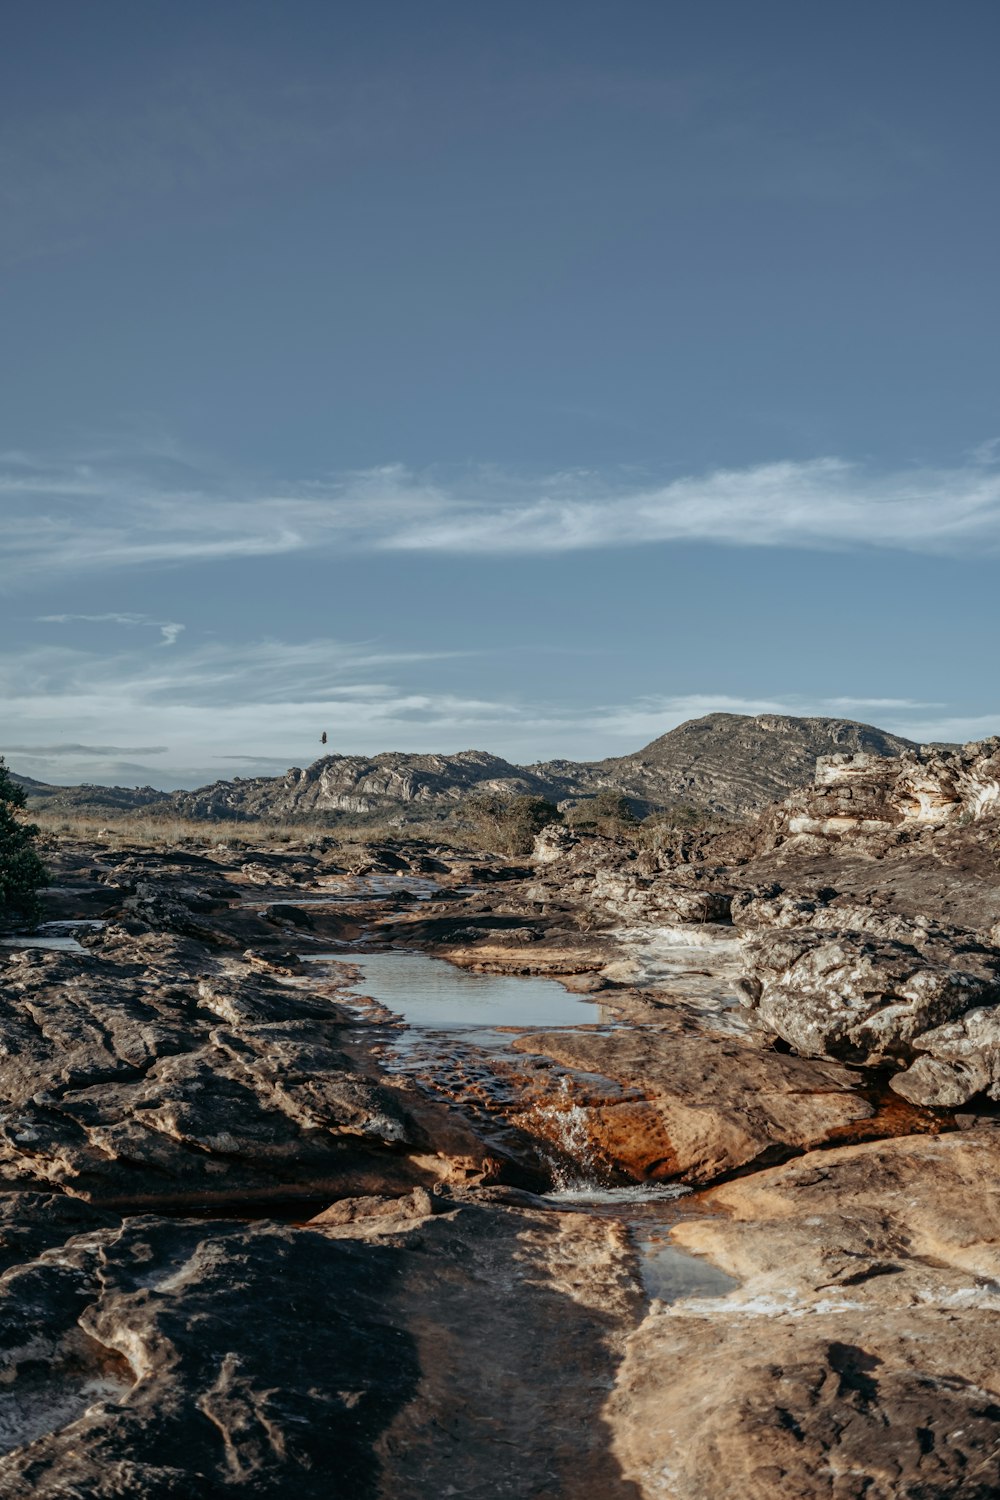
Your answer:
[464,792,562,855]
[0,758,47,922]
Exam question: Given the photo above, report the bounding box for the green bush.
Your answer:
[0,758,47,921]
[464,793,562,855]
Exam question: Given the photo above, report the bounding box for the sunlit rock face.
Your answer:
[738,925,1000,1070]
[607,1131,1000,1500]
[784,738,1000,840]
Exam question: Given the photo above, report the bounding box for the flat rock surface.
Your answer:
[0,1199,643,1500]
[608,1130,1000,1499]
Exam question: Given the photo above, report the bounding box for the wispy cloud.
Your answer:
[386,458,1000,555]
[4,446,1000,582]
[0,636,509,787]
[37,612,185,645]
[4,743,168,757]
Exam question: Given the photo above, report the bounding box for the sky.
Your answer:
[2,0,1000,790]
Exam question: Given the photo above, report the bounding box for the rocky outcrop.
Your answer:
[722,739,1000,1108]
[608,1130,1000,1499]
[737,925,1000,1066]
[528,825,732,925]
[780,736,1000,842]
[171,749,561,821]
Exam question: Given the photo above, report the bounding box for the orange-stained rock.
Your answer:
[509,1022,939,1184]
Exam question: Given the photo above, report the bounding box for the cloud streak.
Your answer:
[4,743,168,757]
[4,446,1000,582]
[37,612,185,645]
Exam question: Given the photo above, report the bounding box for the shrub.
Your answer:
[638,802,738,852]
[0,758,47,921]
[564,790,639,837]
[464,793,562,855]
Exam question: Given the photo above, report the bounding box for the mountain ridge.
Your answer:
[8,713,924,823]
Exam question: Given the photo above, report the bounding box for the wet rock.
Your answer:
[608,1130,1000,1500]
[320,1200,644,1500]
[508,1024,908,1183]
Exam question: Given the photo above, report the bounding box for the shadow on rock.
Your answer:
[0,1218,422,1499]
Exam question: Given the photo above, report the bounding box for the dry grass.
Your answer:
[30,808,477,853]
[32,810,327,850]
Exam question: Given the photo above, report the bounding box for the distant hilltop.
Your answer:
[9,713,924,825]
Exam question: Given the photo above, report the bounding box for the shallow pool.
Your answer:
[307,949,608,1030]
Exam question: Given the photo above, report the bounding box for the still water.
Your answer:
[305,949,607,1031]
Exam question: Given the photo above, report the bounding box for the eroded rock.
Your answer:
[738,926,1000,1067]
[0,1201,643,1500]
[0,928,467,1209]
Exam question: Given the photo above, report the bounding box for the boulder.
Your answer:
[891,1005,1000,1107]
[738,926,1000,1067]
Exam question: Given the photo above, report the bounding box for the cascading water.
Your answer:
[521,1076,622,1192]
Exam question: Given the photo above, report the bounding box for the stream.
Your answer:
[303,939,739,1307]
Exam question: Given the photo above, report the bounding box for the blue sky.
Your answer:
[2,0,999,789]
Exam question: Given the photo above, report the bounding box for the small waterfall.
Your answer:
[525,1077,620,1192]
